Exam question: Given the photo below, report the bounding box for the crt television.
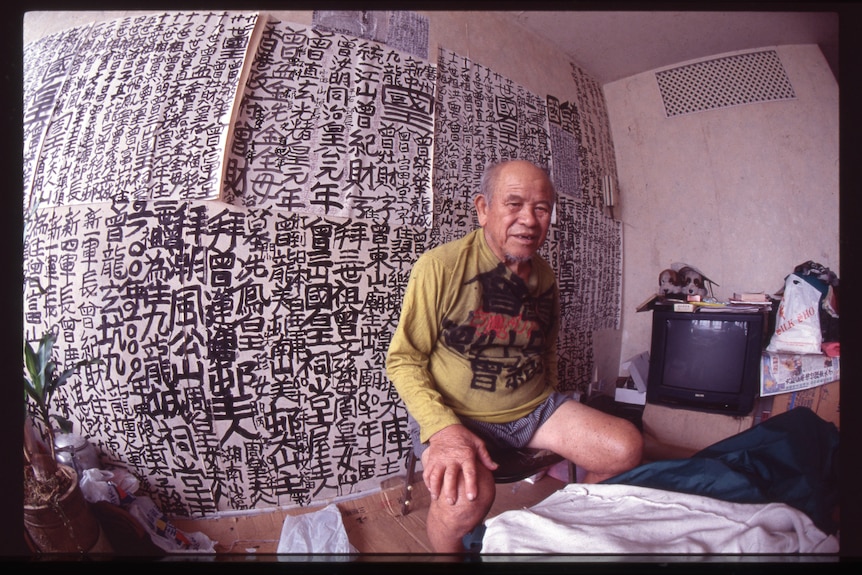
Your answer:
[646,309,766,415]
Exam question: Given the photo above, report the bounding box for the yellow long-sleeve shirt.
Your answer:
[386,229,560,443]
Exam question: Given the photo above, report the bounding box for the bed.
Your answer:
[481,406,840,555]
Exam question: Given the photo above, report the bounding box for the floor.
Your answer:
[170,472,567,556]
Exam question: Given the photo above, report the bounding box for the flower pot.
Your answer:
[24,464,112,554]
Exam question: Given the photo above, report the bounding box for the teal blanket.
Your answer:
[603,407,840,535]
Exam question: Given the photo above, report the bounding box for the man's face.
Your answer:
[475,161,554,271]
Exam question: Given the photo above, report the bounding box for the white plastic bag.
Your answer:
[767,274,823,354]
[277,503,357,554]
[80,468,140,505]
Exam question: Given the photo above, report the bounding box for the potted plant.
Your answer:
[23,330,109,553]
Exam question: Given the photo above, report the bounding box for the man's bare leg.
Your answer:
[528,399,643,483]
[422,451,497,553]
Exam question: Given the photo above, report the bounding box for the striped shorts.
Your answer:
[410,391,573,457]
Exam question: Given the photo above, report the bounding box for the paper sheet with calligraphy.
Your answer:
[223,18,436,226]
[23,12,261,213]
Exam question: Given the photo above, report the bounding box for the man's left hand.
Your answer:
[422,424,498,506]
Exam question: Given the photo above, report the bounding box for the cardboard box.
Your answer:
[618,351,649,404]
[614,385,646,405]
[624,352,649,391]
[641,403,755,455]
[769,380,839,429]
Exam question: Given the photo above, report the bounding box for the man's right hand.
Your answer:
[422,424,498,506]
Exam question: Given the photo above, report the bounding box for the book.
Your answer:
[732,292,769,302]
[701,304,763,313]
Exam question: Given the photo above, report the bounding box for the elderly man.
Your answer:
[386,159,643,553]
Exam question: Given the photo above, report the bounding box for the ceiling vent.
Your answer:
[656,49,796,117]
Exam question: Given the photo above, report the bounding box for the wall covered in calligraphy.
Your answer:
[23,10,622,516]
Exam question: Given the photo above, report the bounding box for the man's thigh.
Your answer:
[526,399,641,473]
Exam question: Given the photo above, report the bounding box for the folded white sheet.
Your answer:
[481,483,839,555]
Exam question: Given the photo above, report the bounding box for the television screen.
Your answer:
[647,309,765,415]
[663,317,748,393]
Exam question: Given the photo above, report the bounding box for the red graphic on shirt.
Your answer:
[442,263,555,392]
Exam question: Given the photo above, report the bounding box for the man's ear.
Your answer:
[474,194,488,226]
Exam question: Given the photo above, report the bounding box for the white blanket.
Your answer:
[482,484,839,554]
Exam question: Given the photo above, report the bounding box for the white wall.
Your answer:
[605,44,840,371]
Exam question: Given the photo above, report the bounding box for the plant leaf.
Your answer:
[54,365,84,390]
[23,339,42,399]
[52,414,74,434]
[37,333,54,395]
[43,361,60,398]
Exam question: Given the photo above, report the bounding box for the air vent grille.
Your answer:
[656,50,796,117]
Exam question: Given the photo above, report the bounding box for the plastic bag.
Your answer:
[767,273,824,354]
[121,491,216,553]
[792,260,840,342]
[277,503,357,554]
[81,469,215,553]
[80,468,140,505]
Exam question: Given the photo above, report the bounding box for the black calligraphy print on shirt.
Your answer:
[442,263,555,392]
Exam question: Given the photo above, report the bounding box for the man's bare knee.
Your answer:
[612,418,644,471]
[425,469,495,552]
[432,470,495,526]
[529,401,644,474]
[581,422,642,484]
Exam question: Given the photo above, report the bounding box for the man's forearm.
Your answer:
[388,368,461,443]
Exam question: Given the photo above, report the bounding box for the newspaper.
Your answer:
[760,351,839,397]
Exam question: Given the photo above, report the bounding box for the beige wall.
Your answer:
[605,44,840,375]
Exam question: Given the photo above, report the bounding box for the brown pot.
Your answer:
[24,464,112,554]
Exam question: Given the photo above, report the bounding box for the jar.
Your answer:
[54,432,101,475]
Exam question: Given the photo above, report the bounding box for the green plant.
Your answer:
[23,331,102,483]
